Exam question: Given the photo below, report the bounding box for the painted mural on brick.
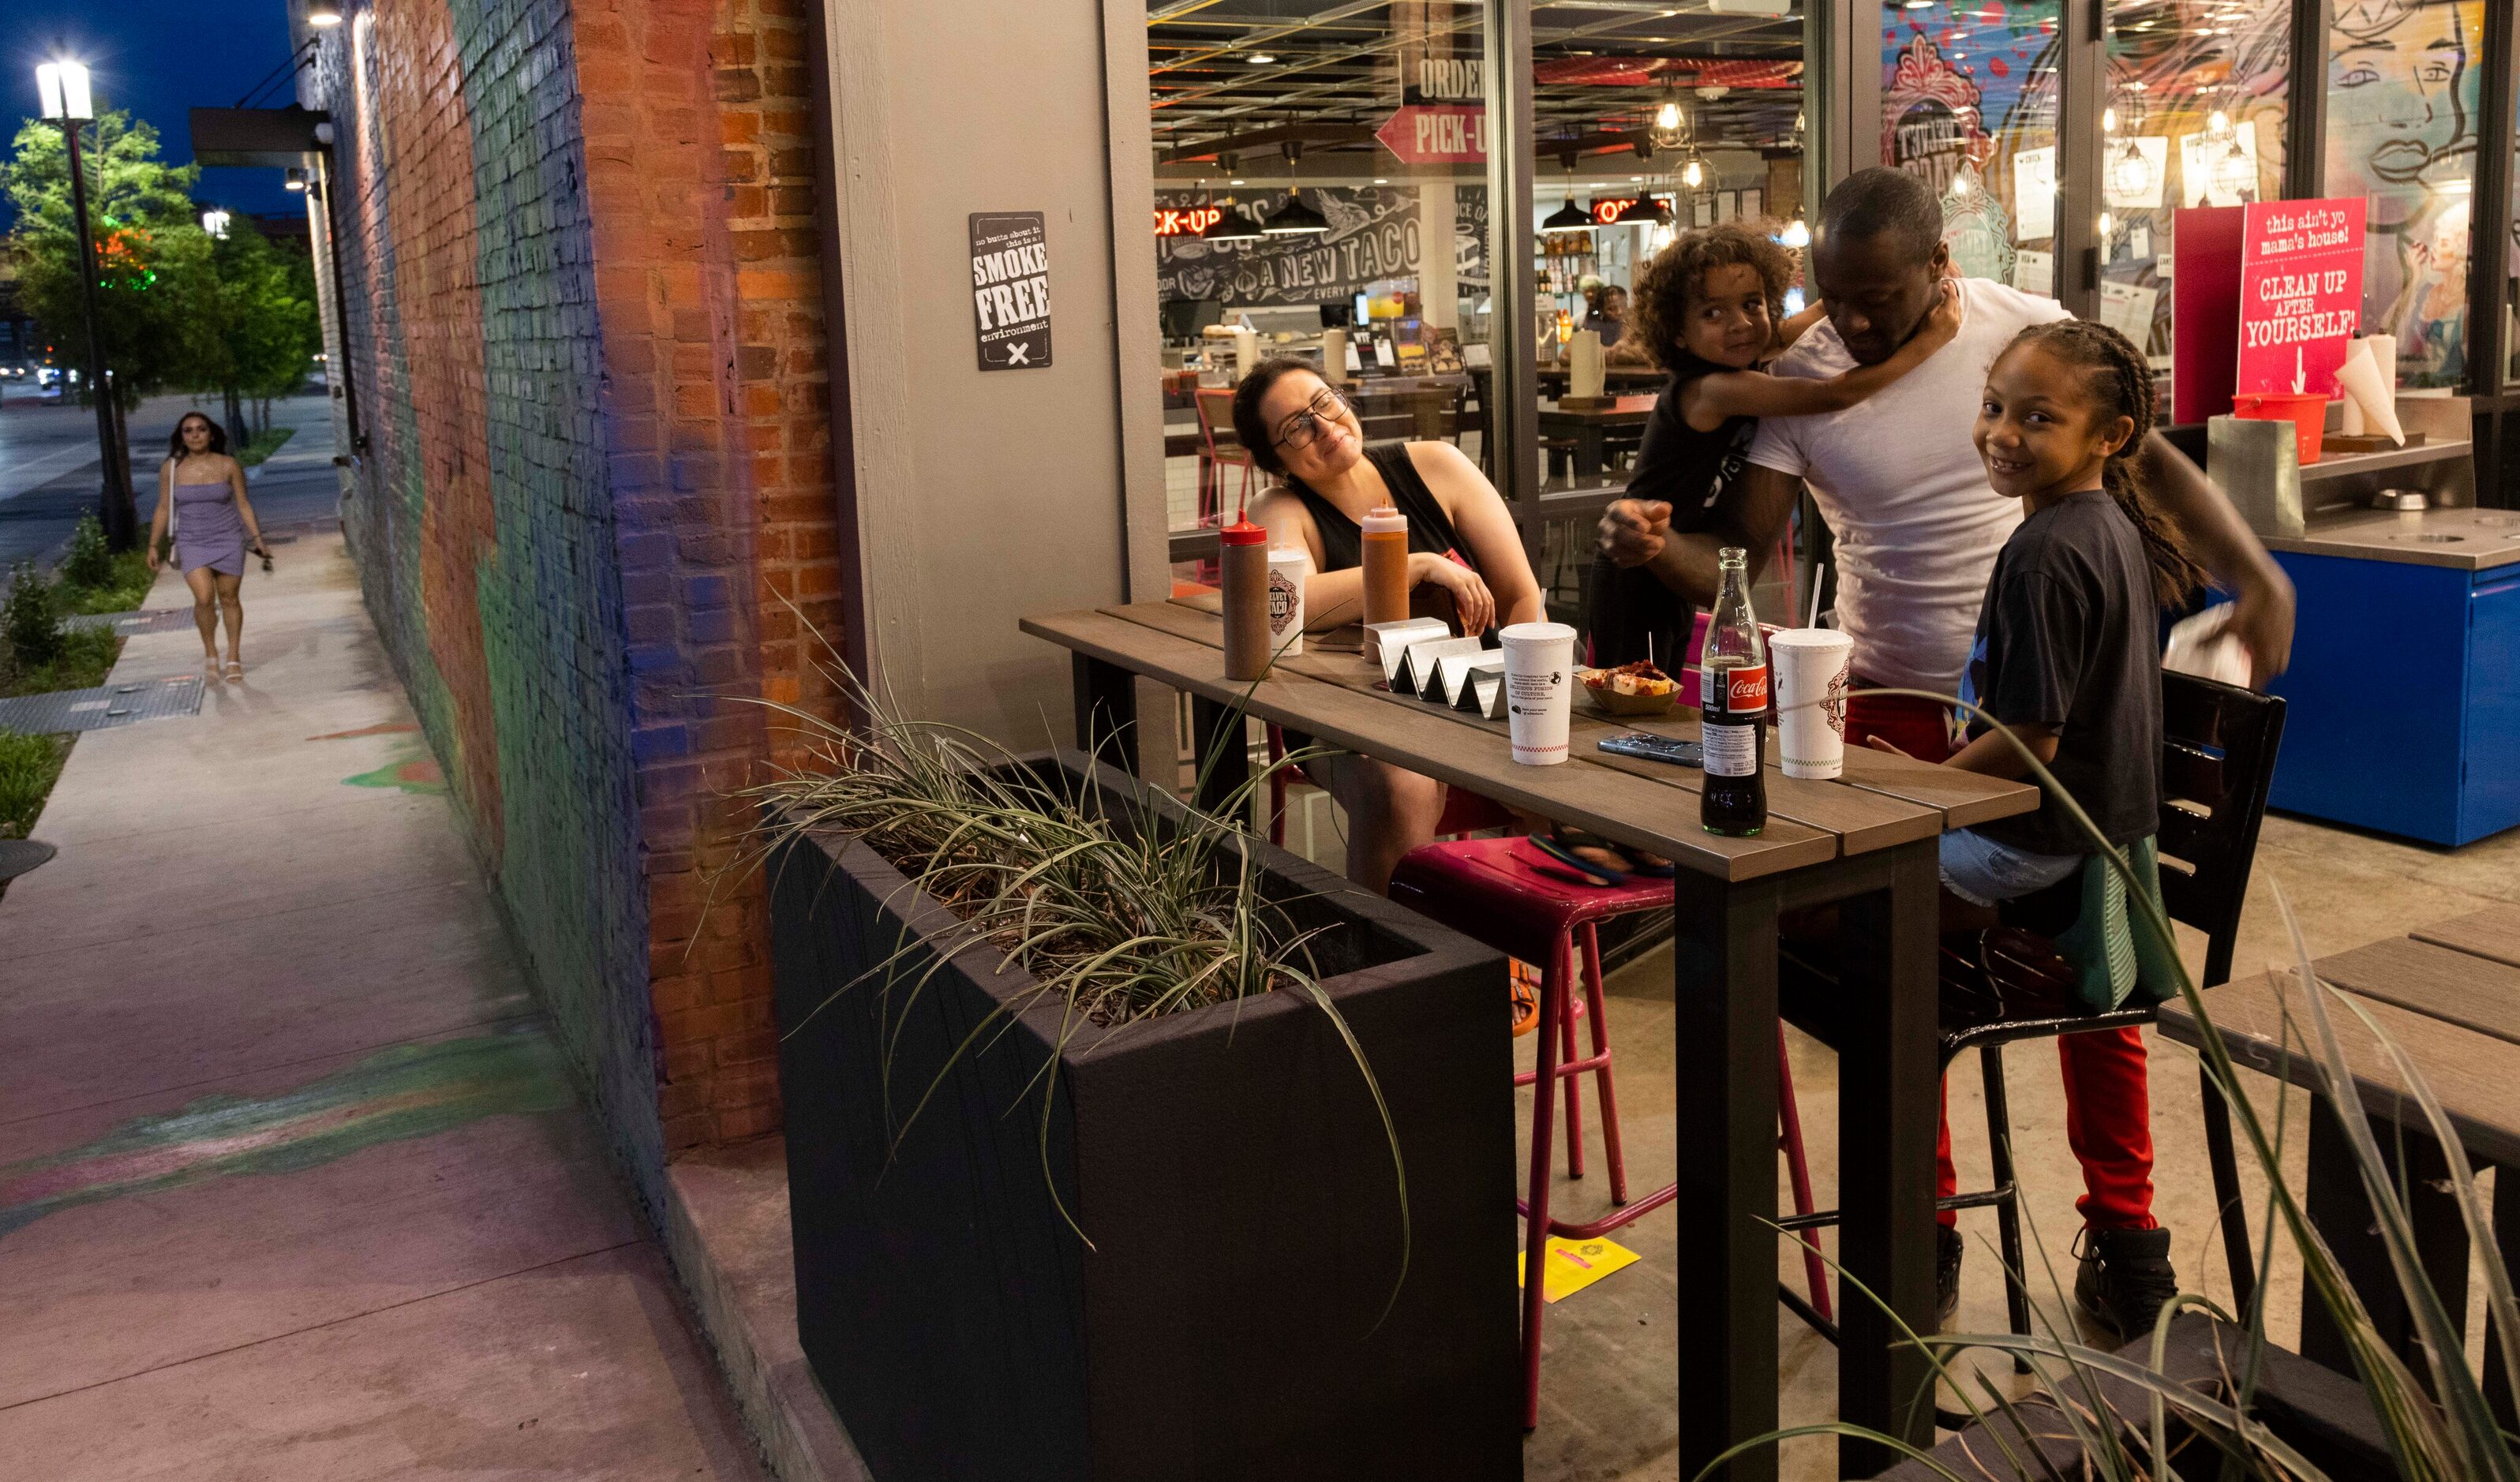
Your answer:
[308,0,836,1203]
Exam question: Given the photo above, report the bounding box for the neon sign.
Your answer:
[1154,207,1226,236]
[1591,197,1666,226]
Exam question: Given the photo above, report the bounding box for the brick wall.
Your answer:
[309,0,838,1214]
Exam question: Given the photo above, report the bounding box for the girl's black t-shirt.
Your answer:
[1960,489,2162,854]
[1583,352,1757,668]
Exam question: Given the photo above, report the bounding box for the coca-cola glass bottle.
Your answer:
[1700,546,1769,836]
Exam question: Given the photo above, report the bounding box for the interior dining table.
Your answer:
[1537,394,1660,481]
[1020,598,2039,1480]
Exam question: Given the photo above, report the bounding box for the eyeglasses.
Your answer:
[1272,387,1351,452]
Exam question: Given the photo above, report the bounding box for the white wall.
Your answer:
[814,0,1163,747]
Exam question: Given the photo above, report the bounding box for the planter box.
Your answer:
[768,751,1519,1482]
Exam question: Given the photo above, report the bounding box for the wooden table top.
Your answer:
[1023,601,2035,884]
[1538,395,1658,421]
[2158,906,2520,1165]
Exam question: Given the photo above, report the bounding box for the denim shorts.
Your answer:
[1938,826,2084,908]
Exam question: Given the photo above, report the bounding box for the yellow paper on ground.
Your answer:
[1516,1235,1641,1304]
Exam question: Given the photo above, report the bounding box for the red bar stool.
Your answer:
[1390,835,1833,1430]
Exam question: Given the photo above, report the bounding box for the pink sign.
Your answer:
[1374,105,1488,167]
[2235,198,2365,399]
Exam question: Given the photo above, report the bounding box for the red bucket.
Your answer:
[2232,391,2329,466]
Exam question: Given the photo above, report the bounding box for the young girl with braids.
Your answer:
[1867,317,2208,1336]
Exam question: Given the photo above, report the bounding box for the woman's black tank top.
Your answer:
[1286,441,1473,575]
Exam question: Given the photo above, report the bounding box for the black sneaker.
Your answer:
[2075,1225,2179,1338]
[1935,1223,1964,1329]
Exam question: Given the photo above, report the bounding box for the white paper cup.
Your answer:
[1497,621,1577,765]
[1769,628,1855,780]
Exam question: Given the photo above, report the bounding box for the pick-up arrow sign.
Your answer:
[1374,105,1488,167]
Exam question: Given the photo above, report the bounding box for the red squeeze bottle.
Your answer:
[1219,521,1273,681]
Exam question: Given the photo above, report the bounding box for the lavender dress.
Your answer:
[170,465,246,577]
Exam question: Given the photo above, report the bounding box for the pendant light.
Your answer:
[1540,156,1593,234]
[1203,183,1264,242]
[1262,188,1330,235]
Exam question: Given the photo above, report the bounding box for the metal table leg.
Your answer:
[1674,872,1783,1482]
[1071,653,1139,774]
[1187,695,1251,819]
[2301,1103,2468,1384]
[1833,839,1942,1475]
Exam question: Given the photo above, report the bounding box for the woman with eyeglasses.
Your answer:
[1233,357,1546,893]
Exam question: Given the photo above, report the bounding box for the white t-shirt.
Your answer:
[1746,278,2073,694]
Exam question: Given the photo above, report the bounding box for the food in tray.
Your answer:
[1576,660,1680,715]
[1578,660,1677,698]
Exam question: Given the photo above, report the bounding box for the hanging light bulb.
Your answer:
[2213,138,2256,202]
[1682,155,1705,189]
[2102,105,2117,135]
[2206,108,2234,140]
[2099,211,2114,238]
[1780,217,1810,249]
[1650,92,1690,154]
[2110,138,2156,203]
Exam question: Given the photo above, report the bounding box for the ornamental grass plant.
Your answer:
[1705,688,2520,1482]
[730,656,1405,1274]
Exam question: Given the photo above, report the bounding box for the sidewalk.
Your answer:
[0,530,766,1479]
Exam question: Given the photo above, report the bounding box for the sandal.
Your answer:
[1526,833,1631,887]
[1511,961,1542,1037]
[223,660,244,683]
[1542,825,1679,882]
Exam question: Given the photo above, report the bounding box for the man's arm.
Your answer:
[1597,462,1802,611]
[2137,431,2297,683]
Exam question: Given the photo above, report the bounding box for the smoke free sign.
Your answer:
[2236,199,2364,398]
[970,212,1053,372]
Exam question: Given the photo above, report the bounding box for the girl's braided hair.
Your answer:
[2003,320,2210,609]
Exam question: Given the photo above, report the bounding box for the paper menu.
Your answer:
[2100,280,2159,342]
[2013,147,2058,239]
[2015,250,2054,298]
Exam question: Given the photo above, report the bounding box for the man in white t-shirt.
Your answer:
[1596,168,2297,1337]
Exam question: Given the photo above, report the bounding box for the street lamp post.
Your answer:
[38,60,138,552]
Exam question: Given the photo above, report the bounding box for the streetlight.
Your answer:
[201,208,231,238]
[37,59,137,552]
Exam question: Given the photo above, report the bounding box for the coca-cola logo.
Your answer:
[1724,664,1769,713]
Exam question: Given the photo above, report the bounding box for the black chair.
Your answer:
[1775,672,2288,1350]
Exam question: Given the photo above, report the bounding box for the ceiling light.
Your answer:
[284,167,308,192]
[1248,53,1275,64]
[1373,177,1387,184]
[308,0,343,25]
[1261,189,1329,234]
[1229,178,1245,185]
[1541,197,1595,233]
[1202,204,1264,242]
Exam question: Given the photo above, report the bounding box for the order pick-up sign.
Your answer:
[2236,198,2364,399]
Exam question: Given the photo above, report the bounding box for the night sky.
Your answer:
[6,0,304,230]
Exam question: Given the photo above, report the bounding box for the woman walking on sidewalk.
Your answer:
[147,412,268,682]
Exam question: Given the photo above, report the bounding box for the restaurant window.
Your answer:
[2327,0,2485,390]
[2102,0,2290,377]
[1530,8,1807,624]
[1882,2,2062,301]
[1146,0,1492,590]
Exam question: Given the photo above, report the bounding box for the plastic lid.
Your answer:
[1361,505,1406,533]
[1220,520,1268,547]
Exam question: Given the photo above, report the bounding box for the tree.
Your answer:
[185,226,320,440]
[2,111,205,414]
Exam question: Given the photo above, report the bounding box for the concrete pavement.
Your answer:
[0,530,767,1480]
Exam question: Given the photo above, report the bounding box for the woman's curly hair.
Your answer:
[1629,222,1796,372]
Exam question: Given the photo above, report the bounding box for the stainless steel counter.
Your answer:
[2263,507,2520,571]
